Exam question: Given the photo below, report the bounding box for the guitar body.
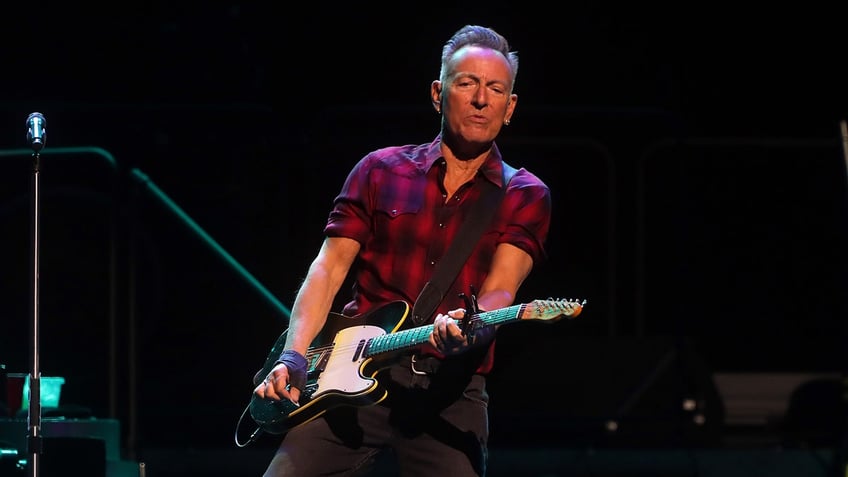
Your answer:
[249,300,410,434]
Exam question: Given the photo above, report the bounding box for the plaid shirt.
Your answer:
[325,134,552,372]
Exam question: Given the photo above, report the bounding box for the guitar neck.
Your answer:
[364,303,524,357]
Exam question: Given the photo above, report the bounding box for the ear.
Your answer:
[430,80,442,113]
[504,93,518,123]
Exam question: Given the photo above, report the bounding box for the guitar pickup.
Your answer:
[352,339,366,361]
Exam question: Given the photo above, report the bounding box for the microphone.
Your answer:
[26,112,47,152]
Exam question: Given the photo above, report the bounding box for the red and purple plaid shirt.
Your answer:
[324,134,552,373]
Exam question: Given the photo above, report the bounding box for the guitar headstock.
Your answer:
[522,298,586,322]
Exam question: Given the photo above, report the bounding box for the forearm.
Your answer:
[475,242,534,312]
[474,288,516,314]
[283,237,359,354]
[283,270,347,354]
[467,245,534,346]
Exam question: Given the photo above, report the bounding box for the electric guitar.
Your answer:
[248,298,585,435]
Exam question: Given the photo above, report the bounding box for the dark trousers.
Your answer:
[262,356,489,477]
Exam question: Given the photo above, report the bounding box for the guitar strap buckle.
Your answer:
[410,355,428,376]
[410,354,443,376]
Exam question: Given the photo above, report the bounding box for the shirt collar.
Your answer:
[425,134,507,187]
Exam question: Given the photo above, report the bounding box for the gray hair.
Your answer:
[439,25,519,92]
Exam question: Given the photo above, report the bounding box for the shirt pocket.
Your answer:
[373,186,422,252]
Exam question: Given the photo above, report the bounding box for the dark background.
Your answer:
[1,0,847,466]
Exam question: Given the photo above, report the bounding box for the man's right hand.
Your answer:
[253,362,301,406]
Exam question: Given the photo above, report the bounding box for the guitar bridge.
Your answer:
[306,348,331,380]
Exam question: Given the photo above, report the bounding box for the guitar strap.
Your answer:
[410,161,518,325]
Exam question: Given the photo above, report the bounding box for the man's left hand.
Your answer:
[429,308,473,355]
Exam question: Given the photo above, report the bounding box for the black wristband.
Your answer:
[275,349,308,391]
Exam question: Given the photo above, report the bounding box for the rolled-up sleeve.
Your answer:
[499,170,552,265]
[325,156,374,246]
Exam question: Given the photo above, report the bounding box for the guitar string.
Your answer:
[298,300,580,361]
[306,315,493,357]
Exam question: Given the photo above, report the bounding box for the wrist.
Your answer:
[275,349,307,368]
[275,350,308,391]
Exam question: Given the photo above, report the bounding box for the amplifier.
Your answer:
[0,418,120,461]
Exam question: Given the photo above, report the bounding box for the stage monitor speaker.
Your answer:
[781,377,848,449]
[488,334,725,449]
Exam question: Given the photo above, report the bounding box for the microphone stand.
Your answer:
[837,119,848,477]
[25,115,46,477]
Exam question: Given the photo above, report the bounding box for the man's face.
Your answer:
[438,46,516,148]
